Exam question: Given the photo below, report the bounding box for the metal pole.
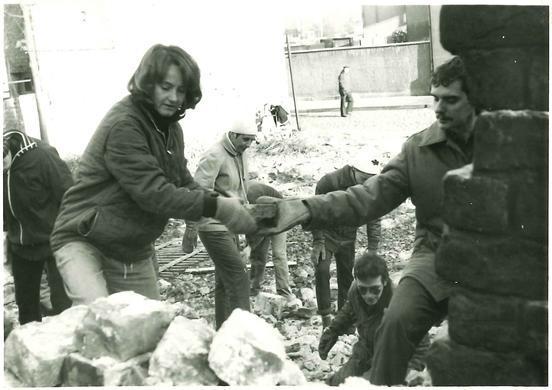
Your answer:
[285,33,300,131]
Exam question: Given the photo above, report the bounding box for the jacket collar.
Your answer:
[222,133,239,157]
[417,121,447,147]
[4,130,37,160]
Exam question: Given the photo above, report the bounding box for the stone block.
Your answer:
[75,291,176,361]
[509,172,548,240]
[61,352,150,386]
[440,6,548,51]
[443,164,509,233]
[253,292,287,319]
[148,316,218,386]
[474,110,548,171]
[426,337,545,386]
[4,305,89,386]
[436,229,547,299]
[208,309,287,386]
[276,359,307,386]
[448,288,547,359]
[299,287,317,308]
[465,49,530,111]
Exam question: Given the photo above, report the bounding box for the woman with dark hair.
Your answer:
[50,44,256,305]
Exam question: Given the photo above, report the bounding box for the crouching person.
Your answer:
[318,253,429,386]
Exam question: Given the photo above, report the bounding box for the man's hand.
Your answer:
[181,225,198,254]
[255,196,311,235]
[318,329,338,360]
[215,197,258,234]
[311,241,325,268]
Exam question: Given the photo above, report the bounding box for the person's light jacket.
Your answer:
[194,134,250,232]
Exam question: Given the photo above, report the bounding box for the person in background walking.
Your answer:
[338,66,354,117]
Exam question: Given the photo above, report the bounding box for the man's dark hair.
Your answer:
[431,56,481,114]
[353,252,389,283]
[128,44,202,119]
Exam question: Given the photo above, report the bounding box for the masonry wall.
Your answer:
[426,5,548,386]
[285,42,431,99]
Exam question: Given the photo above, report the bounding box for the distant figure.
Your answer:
[338,66,353,117]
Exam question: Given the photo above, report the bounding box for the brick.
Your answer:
[443,164,509,233]
[61,352,150,386]
[440,6,548,52]
[75,291,176,361]
[448,288,547,359]
[436,229,547,299]
[426,337,546,386]
[474,110,548,171]
[509,172,548,240]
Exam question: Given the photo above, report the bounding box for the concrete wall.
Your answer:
[285,42,431,99]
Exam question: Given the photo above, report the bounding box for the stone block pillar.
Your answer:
[425,5,548,386]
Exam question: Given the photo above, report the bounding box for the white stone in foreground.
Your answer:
[208,309,287,385]
[149,316,218,385]
[4,305,89,386]
[75,291,176,361]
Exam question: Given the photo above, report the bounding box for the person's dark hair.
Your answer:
[353,252,389,283]
[431,56,481,114]
[128,44,202,119]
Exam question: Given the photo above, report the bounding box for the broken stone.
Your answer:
[61,352,150,386]
[75,291,176,361]
[4,308,18,340]
[4,369,25,387]
[148,316,218,386]
[277,358,308,385]
[171,301,200,319]
[253,292,287,319]
[208,309,287,386]
[4,305,89,386]
[339,376,374,387]
[300,287,317,307]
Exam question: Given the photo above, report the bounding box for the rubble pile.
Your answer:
[3,291,306,387]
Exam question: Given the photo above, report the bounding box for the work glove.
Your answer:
[311,237,326,268]
[318,329,338,360]
[215,197,258,234]
[181,223,198,254]
[255,196,311,235]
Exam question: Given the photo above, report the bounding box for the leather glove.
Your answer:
[215,197,258,234]
[318,329,338,360]
[181,224,198,254]
[255,196,311,235]
[311,240,325,268]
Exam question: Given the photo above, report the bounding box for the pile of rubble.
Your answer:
[4,291,309,387]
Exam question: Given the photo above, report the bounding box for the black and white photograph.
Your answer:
[2,1,548,387]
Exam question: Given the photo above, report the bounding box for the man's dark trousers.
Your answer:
[369,277,447,385]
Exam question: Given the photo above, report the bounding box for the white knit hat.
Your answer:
[229,115,257,136]
[351,153,380,175]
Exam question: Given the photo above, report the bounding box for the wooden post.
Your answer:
[21,4,50,144]
[285,33,301,131]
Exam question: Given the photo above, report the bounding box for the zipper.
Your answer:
[146,112,173,155]
[6,169,24,244]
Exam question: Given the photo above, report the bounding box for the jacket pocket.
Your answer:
[77,206,163,250]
